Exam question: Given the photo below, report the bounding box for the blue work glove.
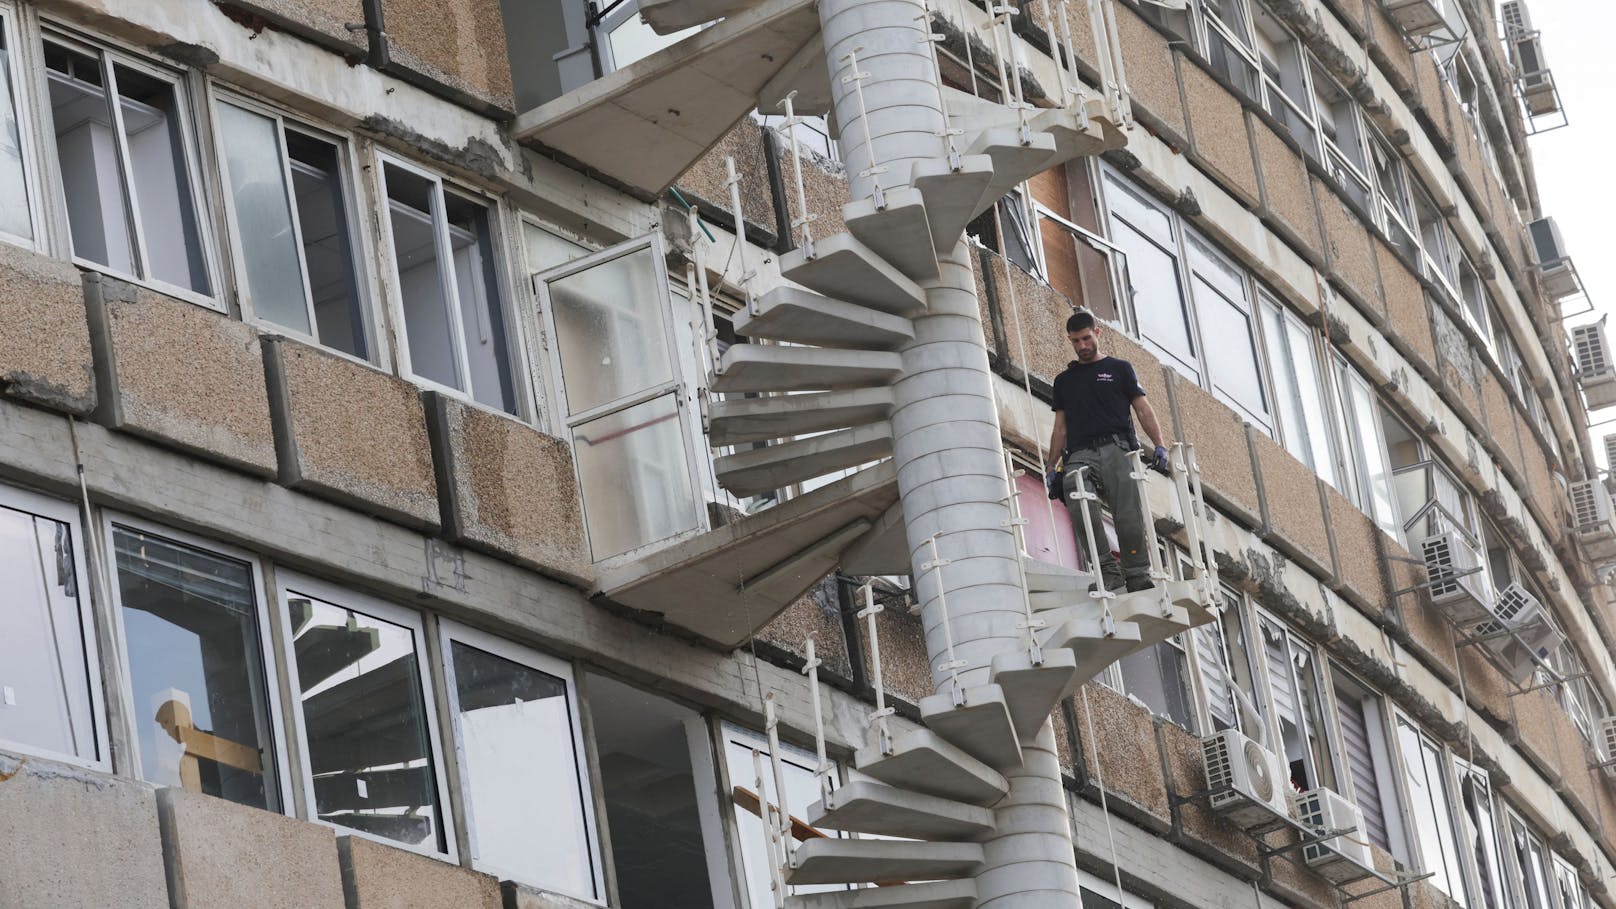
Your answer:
[1046,468,1063,500]
[1150,445,1170,475]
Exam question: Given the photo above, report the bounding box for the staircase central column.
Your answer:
[818,1,1083,905]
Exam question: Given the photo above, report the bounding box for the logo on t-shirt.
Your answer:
[1095,372,1114,382]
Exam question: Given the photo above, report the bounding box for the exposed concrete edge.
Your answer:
[155,789,188,909]
[81,272,124,430]
[261,336,302,486]
[420,389,466,540]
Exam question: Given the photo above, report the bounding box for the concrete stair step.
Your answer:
[713,345,903,393]
[714,422,894,496]
[843,187,940,282]
[1029,589,1091,611]
[806,780,995,840]
[1037,598,1192,651]
[919,684,1023,770]
[1030,106,1111,160]
[786,838,983,886]
[1023,557,1098,594]
[1038,617,1144,686]
[707,387,894,446]
[963,127,1058,219]
[856,728,1008,807]
[787,879,976,909]
[638,0,759,32]
[989,647,1079,740]
[780,233,927,317]
[910,155,996,253]
[733,286,915,350]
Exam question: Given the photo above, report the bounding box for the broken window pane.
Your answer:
[0,20,33,241]
[111,526,278,810]
[284,587,445,853]
[586,674,721,909]
[448,637,596,898]
[0,500,96,762]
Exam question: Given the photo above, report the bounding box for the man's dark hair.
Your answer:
[1066,310,1096,333]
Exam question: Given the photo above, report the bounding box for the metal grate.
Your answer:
[1573,324,1612,377]
[1569,480,1612,533]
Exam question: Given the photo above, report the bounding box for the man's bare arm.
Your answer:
[1132,396,1167,449]
[1048,411,1067,466]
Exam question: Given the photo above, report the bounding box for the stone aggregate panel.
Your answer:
[675,118,779,248]
[758,585,854,681]
[1517,423,1562,545]
[217,0,367,53]
[1430,305,1484,432]
[86,275,277,476]
[1547,700,1599,830]
[428,394,591,585]
[1180,61,1259,206]
[1072,683,1170,831]
[0,752,168,909]
[1374,239,1437,375]
[1451,121,1494,225]
[1311,178,1383,318]
[864,603,933,707]
[0,243,95,414]
[1252,435,1333,577]
[1458,646,1511,728]
[267,338,438,529]
[797,153,851,241]
[504,882,600,909]
[1251,116,1323,265]
[989,255,1076,385]
[1394,589,1457,685]
[1366,3,1414,91]
[1323,487,1387,614]
[1103,329,1168,409]
[1480,368,1525,483]
[1411,52,1455,154]
[1508,689,1564,788]
[160,788,344,908]
[339,835,501,909]
[379,0,514,112]
[1111,5,1186,142]
[1262,830,1340,908]
[1157,722,1263,879]
[1165,375,1260,526]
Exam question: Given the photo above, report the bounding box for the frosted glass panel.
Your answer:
[218,102,309,334]
[547,246,672,415]
[573,393,696,558]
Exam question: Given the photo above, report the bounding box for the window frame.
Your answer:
[1451,756,1512,909]
[1325,666,1408,861]
[99,510,295,806]
[0,481,108,771]
[533,231,711,564]
[0,2,47,253]
[273,569,458,862]
[1391,714,1472,906]
[376,151,532,420]
[437,618,604,902]
[1253,610,1336,792]
[39,27,221,310]
[205,88,377,365]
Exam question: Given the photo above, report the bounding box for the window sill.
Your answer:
[75,258,224,314]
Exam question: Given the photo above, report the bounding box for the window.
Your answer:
[1115,548,1199,729]
[1458,259,1488,340]
[1330,671,1404,858]
[214,99,367,358]
[1335,361,1399,535]
[380,158,522,415]
[1261,296,1339,487]
[1454,759,1510,909]
[43,37,212,299]
[1192,584,1263,734]
[1258,617,1334,791]
[1415,187,1458,288]
[721,724,844,908]
[497,0,594,110]
[1370,132,1417,258]
[278,575,452,856]
[1203,0,1260,98]
[0,10,38,245]
[1396,717,1470,905]
[108,522,284,810]
[1506,811,1555,909]
[1312,63,1370,209]
[1102,170,1196,380]
[1552,857,1588,909]
[1254,6,1314,150]
[0,485,102,767]
[585,673,730,909]
[440,621,600,899]
[1186,233,1268,429]
[595,1,700,71]
[537,235,703,560]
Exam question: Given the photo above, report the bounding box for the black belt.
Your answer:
[1069,432,1136,452]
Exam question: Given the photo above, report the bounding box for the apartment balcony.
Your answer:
[511,0,824,195]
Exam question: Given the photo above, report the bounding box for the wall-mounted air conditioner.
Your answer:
[1384,0,1447,37]
[1529,218,1580,300]
[1474,584,1565,683]
[1598,716,1616,778]
[1294,787,1375,882]
[1501,0,1533,40]
[1571,323,1616,409]
[1570,480,1616,536]
[1420,531,1494,625]
[1203,728,1291,829]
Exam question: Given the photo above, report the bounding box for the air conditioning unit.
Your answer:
[1203,728,1290,829]
[1501,0,1533,40]
[1420,531,1494,625]
[1474,584,1564,683]
[1570,480,1616,536]
[1294,787,1376,881]
[1572,324,1616,409]
[1384,0,1447,37]
[1598,716,1616,778]
[1529,217,1580,300]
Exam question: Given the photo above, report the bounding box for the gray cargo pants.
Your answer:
[1061,438,1151,592]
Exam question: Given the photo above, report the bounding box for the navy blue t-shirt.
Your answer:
[1051,356,1146,452]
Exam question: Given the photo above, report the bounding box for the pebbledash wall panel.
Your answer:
[0,243,96,415]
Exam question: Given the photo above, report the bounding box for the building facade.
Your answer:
[0,0,1611,907]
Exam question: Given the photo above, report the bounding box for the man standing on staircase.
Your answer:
[1045,310,1170,593]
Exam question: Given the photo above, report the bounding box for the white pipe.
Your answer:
[764,694,793,865]
[752,748,786,909]
[723,156,757,312]
[776,93,818,258]
[801,636,834,802]
[859,581,896,754]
